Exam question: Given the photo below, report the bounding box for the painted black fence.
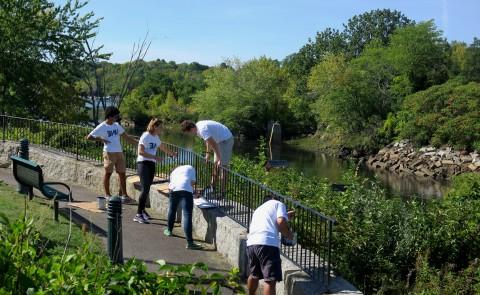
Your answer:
[1,115,336,286]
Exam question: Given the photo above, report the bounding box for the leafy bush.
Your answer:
[412,254,480,294]
[0,215,244,294]
[230,148,480,294]
[396,80,480,149]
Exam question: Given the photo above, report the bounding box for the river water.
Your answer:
[133,128,450,198]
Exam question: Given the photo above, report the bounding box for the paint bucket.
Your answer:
[97,196,106,210]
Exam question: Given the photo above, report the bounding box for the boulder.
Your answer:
[468,164,478,171]
[460,155,472,163]
[441,160,455,165]
[378,148,389,155]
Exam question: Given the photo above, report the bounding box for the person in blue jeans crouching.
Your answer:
[163,165,202,250]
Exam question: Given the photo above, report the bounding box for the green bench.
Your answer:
[11,156,73,220]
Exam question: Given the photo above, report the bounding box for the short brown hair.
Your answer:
[180,120,196,132]
[147,118,162,133]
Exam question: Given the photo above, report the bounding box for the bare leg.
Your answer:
[211,164,218,189]
[104,171,112,196]
[247,275,259,295]
[118,172,127,197]
[263,281,276,295]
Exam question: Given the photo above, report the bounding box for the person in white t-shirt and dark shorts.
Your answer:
[134,118,177,224]
[163,165,202,250]
[86,106,138,203]
[246,195,295,295]
[180,120,234,197]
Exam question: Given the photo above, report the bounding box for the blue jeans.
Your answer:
[167,190,193,243]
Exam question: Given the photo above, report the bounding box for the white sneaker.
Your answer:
[133,214,149,224]
[142,212,150,221]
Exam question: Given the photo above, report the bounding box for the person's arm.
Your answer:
[85,134,110,144]
[121,133,138,145]
[277,217,293,240]
[159,144,177,157]
[138,144,161,161]
[206,137,221,165]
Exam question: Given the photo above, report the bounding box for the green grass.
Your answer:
[0,180,104,256]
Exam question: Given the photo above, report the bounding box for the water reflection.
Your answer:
[130,127,450,198]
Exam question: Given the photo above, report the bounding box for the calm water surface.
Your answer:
[131,128,450,198]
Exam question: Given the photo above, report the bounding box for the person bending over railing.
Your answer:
[180,120,234,199]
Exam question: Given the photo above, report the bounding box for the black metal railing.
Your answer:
[0,115,336,286]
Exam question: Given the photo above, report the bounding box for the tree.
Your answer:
[193,57,290,138]
[344,9,412,57]
[0,0,99,122]
[79,34,150,125]
[387,20,449,92]
[464,38,480,82]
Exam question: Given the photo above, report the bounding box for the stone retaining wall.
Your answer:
[0,141,361,295]
[367,140,480,179]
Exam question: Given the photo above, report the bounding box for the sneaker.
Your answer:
[186,242,203,250]
[121,196,134,204]
[142,210,151,220]
[163,229,172,236]
[133,214,149,224]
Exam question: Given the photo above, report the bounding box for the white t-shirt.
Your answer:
[137,132,161,162]
[88,121,125,152]
[168,165,196,193]
[196,120,232,143]
[247,200,288,248]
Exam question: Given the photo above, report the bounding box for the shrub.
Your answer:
[396,80,480,149]
[230,150,480,294]
[0,215,244,294]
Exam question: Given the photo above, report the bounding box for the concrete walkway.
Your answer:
[0,167,232,274]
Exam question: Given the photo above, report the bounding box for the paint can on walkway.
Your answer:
[97,196,106,210]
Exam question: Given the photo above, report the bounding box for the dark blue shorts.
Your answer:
[247,245,282,282]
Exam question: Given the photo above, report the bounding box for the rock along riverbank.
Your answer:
[367,140,480,180]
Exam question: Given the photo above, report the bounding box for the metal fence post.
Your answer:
[107,196,123,264]
[327,221,333,288]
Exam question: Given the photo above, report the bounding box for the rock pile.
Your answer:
[367,140,480,179]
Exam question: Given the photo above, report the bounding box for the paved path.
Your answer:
[0,167,232,274]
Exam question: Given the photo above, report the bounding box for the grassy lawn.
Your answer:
[0,180,104,256]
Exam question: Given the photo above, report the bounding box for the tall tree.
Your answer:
[344,9,412,57]
[0,0,100,122]
[194,57,290,138]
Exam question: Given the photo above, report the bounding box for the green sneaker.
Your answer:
[186,242,202,250]
[163,229,172,236]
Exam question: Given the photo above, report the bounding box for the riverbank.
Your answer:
[367,140,480,180]
[286,135,480,183]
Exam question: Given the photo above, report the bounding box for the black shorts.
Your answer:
[247,245,282,282]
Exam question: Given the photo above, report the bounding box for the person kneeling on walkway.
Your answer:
[247,195,295,295]
[163,165,202,250]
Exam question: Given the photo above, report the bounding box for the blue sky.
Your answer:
[67,0,479,65]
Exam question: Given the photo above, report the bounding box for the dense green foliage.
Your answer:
[393,80,480,150]
[115,60,208,125]
[230,148,480,294]
[0,216,243,294]
[192,57,290,137]
[4,2,478,150]
[0,0,99,122]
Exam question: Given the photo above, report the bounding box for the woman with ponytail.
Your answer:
[134,118,176,224]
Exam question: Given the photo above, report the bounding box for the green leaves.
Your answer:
[0,215,245,294]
